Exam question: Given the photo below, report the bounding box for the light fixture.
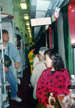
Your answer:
[27,27,30,30]
[31,17,51,26]
[20,3,27,9]
[26,22,30,26]
[24,15,29,20]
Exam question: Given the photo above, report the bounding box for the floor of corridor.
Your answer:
[10,66,33,108]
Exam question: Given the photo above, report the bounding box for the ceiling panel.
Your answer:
[36,0,51,11]
[36,11,46,18]
[30,0,71,41]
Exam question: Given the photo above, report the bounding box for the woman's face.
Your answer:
[44,54,53,68]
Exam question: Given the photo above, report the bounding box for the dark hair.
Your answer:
[2,29,8,34]
[29,46,35,51]
[44,49,64,71]
[25,43,28,46]
[34,49,38,54]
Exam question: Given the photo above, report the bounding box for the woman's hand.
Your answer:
[46,95,56,108]
[46,104,55,108]
[48,96,56,105]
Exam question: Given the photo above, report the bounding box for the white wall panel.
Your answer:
[0,0,13,15]
[57,12,66,67]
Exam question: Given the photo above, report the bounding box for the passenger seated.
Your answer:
[36,49,71,108]
[30,47,48,100]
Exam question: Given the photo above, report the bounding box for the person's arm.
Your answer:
[54,69,71,98]
[30,64,39,87]
[36,70,49,106]
[63,69,71,88]
[47,93,56,108]
[33,56,39,68]
[9,43,20,68]
[10,44,20,63]
[4,66,9,73]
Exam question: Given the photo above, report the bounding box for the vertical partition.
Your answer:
[0,0,13,15]
[68,0,75,75]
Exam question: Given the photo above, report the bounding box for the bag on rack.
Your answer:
[4,55,12,67]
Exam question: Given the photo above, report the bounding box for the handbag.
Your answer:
[4,55,12,67]
[4,46,12,67]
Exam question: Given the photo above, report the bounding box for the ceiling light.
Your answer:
[24,16,29,20]
[27,27,30,30]
[20,3,27,9]
[26,22,30,26]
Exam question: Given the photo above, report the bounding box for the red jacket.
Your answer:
[36,68,71,106]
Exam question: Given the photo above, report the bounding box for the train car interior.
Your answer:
[0,0,75,108]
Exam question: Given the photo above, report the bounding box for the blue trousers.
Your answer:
[5,68,17,98]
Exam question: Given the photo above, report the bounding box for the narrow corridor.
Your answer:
[10,67,33,108]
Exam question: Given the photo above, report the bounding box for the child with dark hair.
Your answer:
[36,49,71,108]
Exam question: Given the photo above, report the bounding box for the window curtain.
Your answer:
[62,6,73,75]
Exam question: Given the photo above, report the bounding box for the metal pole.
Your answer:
[0,3,7,108]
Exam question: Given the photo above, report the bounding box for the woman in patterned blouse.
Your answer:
[36,49,71,108]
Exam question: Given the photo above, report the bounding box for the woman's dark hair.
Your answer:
[44,49,64,71]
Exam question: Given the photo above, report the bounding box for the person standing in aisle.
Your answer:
[2,29,22,102]
[28,46,35,74]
